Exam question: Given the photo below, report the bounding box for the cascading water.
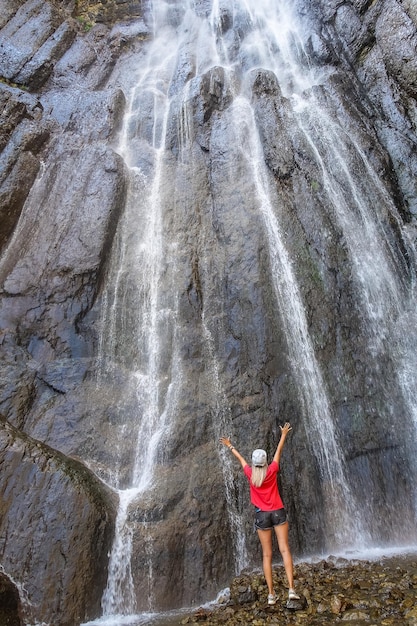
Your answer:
[83,0,417,621]
[227,96,368,548]
[202,319,249,573]
[94,38,184,618]
[294,104,409,340]
[289,78,417,531]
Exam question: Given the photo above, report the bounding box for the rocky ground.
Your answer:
[180,554,417,625]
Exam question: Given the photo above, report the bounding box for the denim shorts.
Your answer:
[254,508,287,530]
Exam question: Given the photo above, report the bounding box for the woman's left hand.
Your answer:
[220,436,232,448]
[280,422,292,435]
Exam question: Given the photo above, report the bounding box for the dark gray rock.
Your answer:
[251,69,295,178]
[48,21,140,91]
[286,594,308,610]
[14,19,77,91]
[0,85,51,251]
[0,0,76,89]
[375,0,417,98]
[0,416,117,626]
[314,0,417,216]
[129,453,236,610]
[0,332,37,427]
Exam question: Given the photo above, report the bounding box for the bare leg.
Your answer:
[257,529,274,595]
[274,521,295,590]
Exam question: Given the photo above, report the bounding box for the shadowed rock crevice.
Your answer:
[0,572,23,626]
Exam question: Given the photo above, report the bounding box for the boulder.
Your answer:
[0,415,117,626]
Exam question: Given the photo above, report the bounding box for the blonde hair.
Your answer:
[251,465,267,488]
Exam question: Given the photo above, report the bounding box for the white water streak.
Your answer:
[130,103,170,491]
[102,490,139,614]
[295,99,404,332]
[232,96,366,547]
[202,321,249,573]
[99,32,182,614]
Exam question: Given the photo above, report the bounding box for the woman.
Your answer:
[220,423,299,605]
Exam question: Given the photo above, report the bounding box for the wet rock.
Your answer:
[14,19,78,91]
[231,579,258,605]
[0,139,126,327]
[0,85,44,151]
[0,148,42,250]
[375,1,417,99]
[40,87,126,140]
[250,69,295,178]
[315,0,417,217]
[286,594,308,611]
[110,18,150,43]
[0,84,51,252]
[0,332,37,427]
[0,415,117,626]
[0,0,77,90]
[191,65,235,150]
[127,453,236,610]
[49,23,125,90]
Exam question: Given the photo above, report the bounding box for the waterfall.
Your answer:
[84,0,417,620]
[176,85,249,572]
[227,96,368,548]
[290,80,417,531]
[294,102,408,337]
[96,31,183,616]
[202,319,249,573]
[227,0,417,542]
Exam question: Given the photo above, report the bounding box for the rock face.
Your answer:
[0,416,117,625]
[0,0,417,623]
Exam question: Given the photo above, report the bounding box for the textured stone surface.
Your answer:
[0,416,117,625]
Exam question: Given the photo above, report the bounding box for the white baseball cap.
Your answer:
[252,449,267,467]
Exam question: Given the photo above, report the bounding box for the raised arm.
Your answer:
[220,436,248,469]
[273,422,292,465]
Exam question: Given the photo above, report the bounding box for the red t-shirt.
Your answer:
[244,461,284,511]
